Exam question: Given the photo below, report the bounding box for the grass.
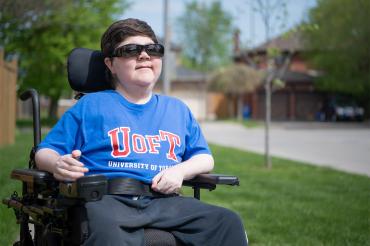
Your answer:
[16,117,58,128]
[0,131,33,246]
[185,145,369,245]
[1,132,369,245]
[222,118,263,128]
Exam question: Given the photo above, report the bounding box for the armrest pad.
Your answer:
[11,168,55,184]
[59,175,108,202]
[183,174,239,189]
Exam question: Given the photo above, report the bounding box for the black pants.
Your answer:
[82,195,248,246]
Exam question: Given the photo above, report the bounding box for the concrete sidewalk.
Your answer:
[201,121,370,177]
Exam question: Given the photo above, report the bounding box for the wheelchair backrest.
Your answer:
[67,48,113,93]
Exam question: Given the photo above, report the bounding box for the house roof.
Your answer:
[249,31,305,53]
[278,70,315,83]
[174,66,206,82]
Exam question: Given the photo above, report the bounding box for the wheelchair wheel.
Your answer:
[34,225,62,246]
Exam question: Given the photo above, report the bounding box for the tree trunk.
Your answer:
[48,97,59,120]
[237,94,244,121]
[227,94,235,118]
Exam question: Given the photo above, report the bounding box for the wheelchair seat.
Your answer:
[2,47,239,246]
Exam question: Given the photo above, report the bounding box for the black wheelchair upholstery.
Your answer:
[2,47,240,246]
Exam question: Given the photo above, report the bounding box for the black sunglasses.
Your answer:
[112,43,164,58]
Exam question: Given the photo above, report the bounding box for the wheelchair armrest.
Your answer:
[11,168,57,194]
[11,168,54,183]
[183,174,239,191]
[11,169,106,202]
[59,175,108,202]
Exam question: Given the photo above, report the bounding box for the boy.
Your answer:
[36,18,247,246]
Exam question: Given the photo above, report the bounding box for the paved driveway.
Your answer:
[201,121,370,177]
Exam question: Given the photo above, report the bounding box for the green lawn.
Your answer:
[1,132,369,245]
[222,119,263,128]
[0,131,33,246]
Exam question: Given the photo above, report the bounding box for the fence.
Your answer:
[0,48,17,146]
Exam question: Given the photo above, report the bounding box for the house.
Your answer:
[154,41,208,121]
[232,31,324,121]
[161,66,207,121]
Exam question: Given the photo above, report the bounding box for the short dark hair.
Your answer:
[101,18,158,58]
[101,18,158,87]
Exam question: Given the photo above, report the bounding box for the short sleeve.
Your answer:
[183,110,211,160]
[37,105,82,156]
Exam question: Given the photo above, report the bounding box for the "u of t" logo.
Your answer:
[107,127,181,161]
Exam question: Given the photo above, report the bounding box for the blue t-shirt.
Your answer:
[38,90,211,183]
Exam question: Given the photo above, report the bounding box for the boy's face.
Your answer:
[105,35,162,91]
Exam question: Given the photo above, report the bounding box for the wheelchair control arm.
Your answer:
[183,174,240,200]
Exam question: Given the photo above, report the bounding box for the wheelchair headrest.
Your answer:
[67,48,113,93]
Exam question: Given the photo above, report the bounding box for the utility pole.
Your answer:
[163,0,170,95]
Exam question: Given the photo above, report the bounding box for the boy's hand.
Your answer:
[151,166,184,194]
[53,150,89,181]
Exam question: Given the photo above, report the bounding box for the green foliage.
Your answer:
[266,47,280,58]
[303,0,370,108]
[0,0,130,117]
[208,63,264,120]
[272,78,285,90]
[177,1,233,71]
[208,63,264,94]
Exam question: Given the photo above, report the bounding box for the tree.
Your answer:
[208,63,264,120]
[246,0,288,169]
[0,0,130,119]
[177,1,233,72]
[303,0,370,112]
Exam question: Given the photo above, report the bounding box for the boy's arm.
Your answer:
[151,154,214,194]
[35,148,88,181]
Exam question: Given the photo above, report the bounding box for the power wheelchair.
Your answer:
[3,47,240,246]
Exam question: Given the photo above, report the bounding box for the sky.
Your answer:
[121,0,317,48]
